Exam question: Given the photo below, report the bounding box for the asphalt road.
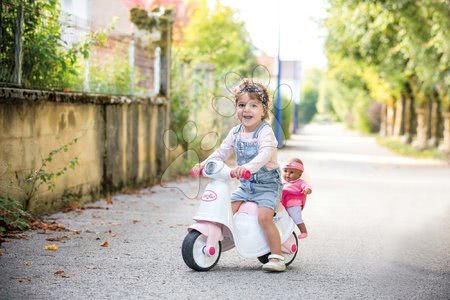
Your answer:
[1,123,449,299]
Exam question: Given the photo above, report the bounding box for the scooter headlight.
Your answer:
[203,159,225,176]
[204,161,218,175]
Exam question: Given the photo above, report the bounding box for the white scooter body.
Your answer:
[186,159,299,261]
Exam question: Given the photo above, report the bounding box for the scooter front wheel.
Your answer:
[182,230,222,271]
[257,233,298,266]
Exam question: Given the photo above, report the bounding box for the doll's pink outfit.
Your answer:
[281,179,311,209]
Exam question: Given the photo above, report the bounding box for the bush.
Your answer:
[271,93,293,145]
[0,195,30,233]
[298,86,318,124]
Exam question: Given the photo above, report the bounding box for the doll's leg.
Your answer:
[297,208,308,239]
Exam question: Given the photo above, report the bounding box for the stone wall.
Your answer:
[0,87,169,214]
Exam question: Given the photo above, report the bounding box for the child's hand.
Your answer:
[303,188,312,195]
[190,163,204,177]
[231,166,250,179]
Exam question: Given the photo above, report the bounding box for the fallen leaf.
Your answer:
[31,220,66,231]
[46,236,69,242]
[100,241,109,247]
[83,206,108,210]
[2,233,28,239]
[132,220,140,224]
[54,269,69,278]
[44,244,59,251]
[104,197,113,205]
[71,230,81,234]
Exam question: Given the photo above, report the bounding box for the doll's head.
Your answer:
[232,78,270,121]
[282,158,304,183]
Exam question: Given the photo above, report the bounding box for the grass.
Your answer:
[376,136,450,162]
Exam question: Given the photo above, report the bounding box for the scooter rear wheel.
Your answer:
[182,230,222,271]
[257,232,298,266]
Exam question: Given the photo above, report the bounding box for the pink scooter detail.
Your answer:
[182,159,300,271]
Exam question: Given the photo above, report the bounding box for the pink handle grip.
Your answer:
[190,167,203,177]
[230,170,251,180]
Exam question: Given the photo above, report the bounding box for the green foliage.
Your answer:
[272,94,294,143]
[130,6,173,33]
[324,0,450,131]
[177,0,257,75]
[0,0,112,91]
[0,195,31,233]
[169,0,257,154]
[377,136,449,161]
[18,137,80,211]
[298,88,318,125]
[298,69,321,125]
[71,44,146,96]
[170,56,193,150]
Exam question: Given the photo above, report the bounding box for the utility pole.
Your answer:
[275,2,283,147]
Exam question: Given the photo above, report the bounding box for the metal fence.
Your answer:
[0,0,160,97]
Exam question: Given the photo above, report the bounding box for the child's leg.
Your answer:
[231,201,244,214]
[258,207,282,258]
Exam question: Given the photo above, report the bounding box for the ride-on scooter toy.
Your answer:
[182,159,300,271]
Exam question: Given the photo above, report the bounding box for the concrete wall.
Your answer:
[0,87,169,214]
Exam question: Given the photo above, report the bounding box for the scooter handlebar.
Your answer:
[189,166,204,178]
[190,162,250,180]
[230,170,251,180]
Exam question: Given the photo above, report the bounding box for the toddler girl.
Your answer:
[281,158,312,239]
[192,78,285,272]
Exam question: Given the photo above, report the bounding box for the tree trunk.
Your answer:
[427,96,441,148]
[439,112,450,153]
[379,103,387,137]
[393,95,405,137]
[401,93,414,144]
[413,106,429,150]
[386,103,395,136]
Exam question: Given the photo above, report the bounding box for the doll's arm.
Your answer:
[301,182,312,195]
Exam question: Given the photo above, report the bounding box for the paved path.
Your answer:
[1,123,449,299]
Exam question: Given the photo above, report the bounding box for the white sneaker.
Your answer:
[262,254,286,272]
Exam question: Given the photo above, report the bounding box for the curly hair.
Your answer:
[232,78,270,120]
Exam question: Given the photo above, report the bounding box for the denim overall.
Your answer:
[230,121,282,211]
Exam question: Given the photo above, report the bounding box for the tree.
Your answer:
[324,0,450,145]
